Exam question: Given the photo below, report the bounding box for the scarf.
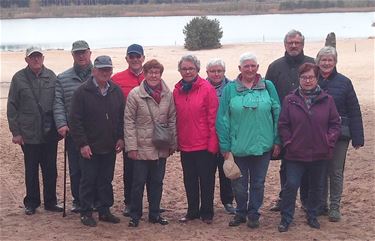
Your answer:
[181,76,198,92]
[74,62,93,81]
[144,80,162,104]
[298,85,321,109]
[207,77,229,97]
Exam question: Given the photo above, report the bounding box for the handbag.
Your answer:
[340,116,351,140]
[223,153,241,180]
[145,98,173,149]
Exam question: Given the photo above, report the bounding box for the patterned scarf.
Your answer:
[298,85,321,109]
[144,80,162,104]
[74,62,93,81]
[181,76,198,92]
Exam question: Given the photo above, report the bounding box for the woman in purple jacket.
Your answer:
[277,63,341,232]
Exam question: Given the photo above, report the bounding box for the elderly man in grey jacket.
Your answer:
[53,40,92,213]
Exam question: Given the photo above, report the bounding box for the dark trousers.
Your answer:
[66,135,81,205]
[123,152,151,206]
[279,159,309,206]
[79,151,116,216]
[21,142,58,208]
[129,158,166,220]
[214,153,234,205]
[280,160,327,225]
[181,150,216,220]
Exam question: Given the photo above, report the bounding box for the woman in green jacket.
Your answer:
[216,52,281,228]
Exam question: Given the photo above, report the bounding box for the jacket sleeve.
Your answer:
[206,86,219,154]
[69,88,88,149]
[124,89,138,152]
[265,80,281,145]
[7,75,21,136]
[278,97,293,147]
[117,89,125,141]
[327,97,342,147]
[216,84,231,152]
[167,95,177,151]
[345,81,364,147]
[53,76,67,129]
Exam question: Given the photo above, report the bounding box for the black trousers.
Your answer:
[215,153,234,206]
[79,151,116,215]
[66,135,81,205]
[21,142,58,209]
[181,150,216,220]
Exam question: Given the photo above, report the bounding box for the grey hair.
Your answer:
[315,46,338,64]
[284,29,305,44]
[206,58,226,71]
[178,54,200,72]
[239,52,257,66]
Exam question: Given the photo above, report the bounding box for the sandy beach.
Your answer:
[0,38,374,240]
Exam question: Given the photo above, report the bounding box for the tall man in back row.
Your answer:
[265,29,315,212]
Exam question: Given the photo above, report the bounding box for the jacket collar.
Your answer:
[291,87,328,103]
[234,74,265,93]
[84,76,116,94]
[175,75,205,92]
[139,79,170,98]
[285,51,305,66]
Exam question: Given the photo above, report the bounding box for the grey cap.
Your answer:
[94,55,113,68]
[26,46,42,57]
[72,40,90,52]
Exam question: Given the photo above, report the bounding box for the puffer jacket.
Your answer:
[173,76,219,154]
[7,66,57,144]
[278,89,341,162]
[318,68,364,147]
[125,79,177,160]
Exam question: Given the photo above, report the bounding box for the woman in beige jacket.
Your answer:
[125,59,176,227]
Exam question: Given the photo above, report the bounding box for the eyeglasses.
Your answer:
[180,67,196,72]
[208,69,224,74]
[299,75,316,81]
[286,41,302,46]
[146,71,161,76]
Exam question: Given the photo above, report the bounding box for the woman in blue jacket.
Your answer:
[316,46,364,222]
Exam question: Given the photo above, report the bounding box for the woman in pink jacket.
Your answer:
[173,54,219,224]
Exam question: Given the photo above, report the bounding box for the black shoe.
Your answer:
[99,213,120,223]
[247,219,260,229]
[228,215,246,227]
[71,203,80,213]
[122,205,130,217]
[80,215,97,227]
[202,218,213,224]
[318,206,329,216]
[224,204,236,214]
[270,199,281,212]
[149,216,169,225]
[25,207,36,215]
[128,218,139,227]
[160,207,166,213]
[45,204,63,212]
[307,218,320,229]
[179,214,199,223]
[278,220,289,232]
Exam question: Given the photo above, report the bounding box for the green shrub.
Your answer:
[183,16,223,51]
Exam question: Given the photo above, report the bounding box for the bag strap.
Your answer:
[145,98,156,124]
[23,69,44,116]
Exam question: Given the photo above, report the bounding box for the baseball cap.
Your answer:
[26,46,42,57]
[94,55,113,68]
[71,40,90,52]
[126,44,144,55]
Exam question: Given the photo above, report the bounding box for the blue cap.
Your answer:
[126,44,144,56]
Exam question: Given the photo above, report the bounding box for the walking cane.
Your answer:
[62,137,67,217]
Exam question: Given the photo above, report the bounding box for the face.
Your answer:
[145,67,162,88]
[92,67,113,84]
[126,53,145,73]
[72,49,92,68]
[206,65,225,85]
[284,34,304,56]
[238,59,259,81]
[25,52,44,73]
[318,55,336,76]
[179,60,198,82]
[299,69,318,91]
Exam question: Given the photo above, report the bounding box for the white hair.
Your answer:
[206,58,226,71]
[239,52,257,66]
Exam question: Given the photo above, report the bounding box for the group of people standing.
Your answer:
[7,29,364,232]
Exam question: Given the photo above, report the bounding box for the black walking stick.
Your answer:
[62,137,67,217]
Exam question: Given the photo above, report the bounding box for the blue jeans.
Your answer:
[281,160,327,224]
[232,152,270,221]
[129,158,166,220]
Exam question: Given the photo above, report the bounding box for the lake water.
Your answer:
[1,12,374,50]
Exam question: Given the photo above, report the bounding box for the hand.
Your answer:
[58,126,69,138]
[128,150,138,160]
[12,135,24,145]
[221,152,229,160]
[115,139,124,153]
[80,145,92,159]
[272,144,281,158]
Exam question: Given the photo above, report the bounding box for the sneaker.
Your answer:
[80,214,97,227]
[128,218,139,227]
[122,205,130,217]
[307,217,320,229]
[224,204,236,214]
[247,219,260,229]
[99,213,120,223]
[270,199,281,212]
[228,215,246,227]
[179,214,199,223]
[71,202,80,213]
[25,206,36,215]
[278,220,289,232]
[149,216,169,225]
[318,206,328,216]
[45,204,63,212]
[328,208,341,222]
